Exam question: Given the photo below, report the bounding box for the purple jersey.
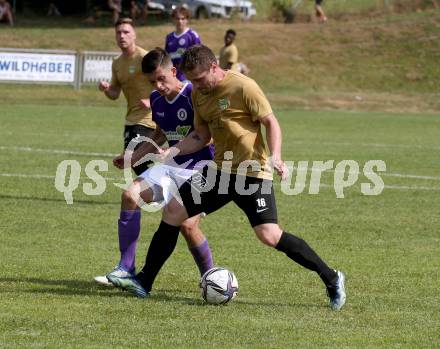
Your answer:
[165,29,201,81]
[151,82,214,169]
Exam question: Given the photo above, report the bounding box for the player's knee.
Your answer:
[254,224,282,247]
[121,187,138,206]
[162,199,187,225]
[180,220,197,237]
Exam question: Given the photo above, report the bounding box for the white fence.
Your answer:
[0,48,119,89]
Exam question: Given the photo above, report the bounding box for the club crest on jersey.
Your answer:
[128,66,136,74]
[178,38,186,46]
[218,98,230,111]
[177,108,188,121]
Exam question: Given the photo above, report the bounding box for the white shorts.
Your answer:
[138,164,199,206]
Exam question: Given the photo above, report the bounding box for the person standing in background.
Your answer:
[165,6,201,81]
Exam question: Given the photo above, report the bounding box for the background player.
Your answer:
[165,6,201,81]
[219,29,238,71]
[96,17,159,285]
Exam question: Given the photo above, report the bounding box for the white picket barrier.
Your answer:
[0,48,120,89]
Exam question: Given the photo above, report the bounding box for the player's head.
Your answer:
[180,45,219,94]
[114,18,136,50]
[172,6,190,32]
[142,48,178,97]
[224,29,236,46]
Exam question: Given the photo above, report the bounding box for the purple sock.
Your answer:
[189,239,214,276]
[118,210,141,272]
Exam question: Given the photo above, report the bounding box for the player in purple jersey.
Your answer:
[107,48,215,297]
[165,6,201,81]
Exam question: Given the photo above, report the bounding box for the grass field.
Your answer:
[1,101,439,348]
[1,4,440,348]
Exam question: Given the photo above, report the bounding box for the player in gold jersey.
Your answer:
[219,29,238,71]
[110,45,347,310]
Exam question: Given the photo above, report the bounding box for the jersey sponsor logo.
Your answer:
[156,112,165,117]
[178,38,186,46]
[164,125,191,141]
[128,65,136,74]
[176,125,191,137]
[177,108,188,121]
[218,98,230,111]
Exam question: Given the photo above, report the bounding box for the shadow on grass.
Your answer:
[0,277,326,309]
[149,289,324,309]
[0,277,128,298]
[0,194,118,206]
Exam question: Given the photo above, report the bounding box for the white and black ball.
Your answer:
[199,267,238,305]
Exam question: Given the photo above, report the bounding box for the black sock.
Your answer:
[275,231,338,287]
[136,221,180,292]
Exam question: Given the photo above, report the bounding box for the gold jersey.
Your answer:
[193,70,273,180]
[111,46,155,128]
[219,43,239,71]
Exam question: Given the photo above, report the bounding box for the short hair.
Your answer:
[180,45,217,73]
[115,17,135,28]
[172,6,191,19]
[142,47,172,74]
[226,29,236,36]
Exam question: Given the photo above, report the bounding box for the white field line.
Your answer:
[290,141,440,151]
[0,146,115,158]
[1,145,439,181]
[1,172,439,191]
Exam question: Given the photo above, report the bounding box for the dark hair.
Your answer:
[172,6,191,19]
[142,47,172,74]
[226,29,236,36]
[180,45,217,73]
[115,17,135,28]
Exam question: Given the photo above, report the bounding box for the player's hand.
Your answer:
[156,147,181,164]
[113,152,134,170]
[98,81,110,92]
[112,154,125,169]
[138,99,151,109]
[272,158,289,181]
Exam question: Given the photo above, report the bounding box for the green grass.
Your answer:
[1,102,439,348]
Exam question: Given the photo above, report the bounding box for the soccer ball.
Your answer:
[200,267,238,305]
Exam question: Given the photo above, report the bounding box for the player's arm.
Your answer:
[113,127,167,169]
[260,113,288,180]
[131,127,167,164]
[98,81,121,100]
[159,123,211,161]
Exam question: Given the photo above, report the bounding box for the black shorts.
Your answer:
[123,125,155,176]
[315,0,323,5]
[178,167,278,227]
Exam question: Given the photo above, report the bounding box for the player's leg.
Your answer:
[132,168,230,296]
[234,175,345,309]
[94,178,154,285]
[180,214,214,276]
[124,125,157,176]
[315,0,327,22]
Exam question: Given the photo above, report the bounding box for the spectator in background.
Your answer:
[108,0,122,24]
[130,0,149,21]
[0,0,13,26]
[47,2,61,16]
[314,0,327,23]
[165,6,201,81]
[219,29,250,76]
